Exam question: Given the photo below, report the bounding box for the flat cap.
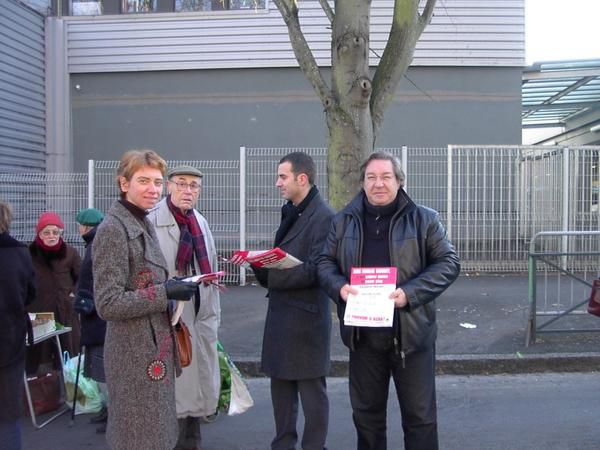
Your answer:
[167,165,204,179]
[76,208,104,226]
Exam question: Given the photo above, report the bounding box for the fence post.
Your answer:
[526,244,537,347]
[561,147,570,269]
[88,160,95,208]
[239,146,247,286]
[446,145,453,240]
[401,146,408,191]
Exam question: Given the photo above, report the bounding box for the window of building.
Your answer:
[70,0,103,15]
[122,0,157,13]
[63,0,266,15]
[174,0,265,12]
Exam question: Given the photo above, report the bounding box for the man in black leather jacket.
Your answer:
[318,152,460,450]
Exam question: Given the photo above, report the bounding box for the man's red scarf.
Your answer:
[166,195,212,275]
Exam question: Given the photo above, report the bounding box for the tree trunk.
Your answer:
[327,0,373,210]
[272,0,437,210]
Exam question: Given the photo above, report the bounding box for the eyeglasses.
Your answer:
[365,174,396,184]
[170,181,201,192]
[41,229,63,237]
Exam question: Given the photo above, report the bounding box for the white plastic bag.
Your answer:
[62,352,103,415]
[217,342,254,416]
[228,364,254,415]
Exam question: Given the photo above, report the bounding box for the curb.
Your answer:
[232,352,600,378]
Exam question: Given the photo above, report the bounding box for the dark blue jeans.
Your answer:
[349,344,438,450]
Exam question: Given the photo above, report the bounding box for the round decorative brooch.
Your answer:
[146,359,167,381]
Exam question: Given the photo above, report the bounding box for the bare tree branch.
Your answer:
[317,0,334,24]
[370,0,437,135]
[272,0,332,107]
[419,0,437,33]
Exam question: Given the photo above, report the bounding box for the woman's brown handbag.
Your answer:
[174,320,193,367]
[587,279,600,317]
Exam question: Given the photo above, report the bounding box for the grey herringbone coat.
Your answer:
[93,201,179,450]
[259,192,334,380]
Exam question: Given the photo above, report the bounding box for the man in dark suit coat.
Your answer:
[252,152,335,450]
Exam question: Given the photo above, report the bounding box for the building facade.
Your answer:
[1,1,46,172]
[4,0,525,172]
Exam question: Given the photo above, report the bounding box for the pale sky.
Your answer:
[526,0,600,65]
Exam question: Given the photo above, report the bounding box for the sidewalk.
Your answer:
[20,274,600,449]
[22,373,600,450]
[218,274,600,375]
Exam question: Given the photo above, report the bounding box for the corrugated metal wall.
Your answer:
[66,0,524,73]
[0,0,46,172]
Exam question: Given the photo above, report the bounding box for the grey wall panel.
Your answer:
[70,66,522,171]
[66,0,524,73]
[0,0,46,172]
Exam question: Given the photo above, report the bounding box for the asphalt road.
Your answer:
[22,372,599,450]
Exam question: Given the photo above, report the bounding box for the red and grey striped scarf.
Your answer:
[166,195,212,275]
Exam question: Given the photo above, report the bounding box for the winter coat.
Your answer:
[75,226,106,347]
[257,192,334,380]
[318,189,460,356]
[93,201,179,450]
[0,232,36,368]
[28,240,81,356]
[148,198,221,418]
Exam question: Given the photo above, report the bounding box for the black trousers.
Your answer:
[0,357,24,450]
[270,376,329,450]
[349,344,438,450]
[174,416,201,450]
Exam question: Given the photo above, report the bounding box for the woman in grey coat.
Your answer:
[92,150,198,450]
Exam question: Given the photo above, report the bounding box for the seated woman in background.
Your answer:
[28,211,81,373]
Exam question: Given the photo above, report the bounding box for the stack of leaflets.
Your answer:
[171,271,225,326]
[229,248,302,270]
[29,312,56,340]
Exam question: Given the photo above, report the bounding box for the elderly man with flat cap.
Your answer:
[148,165,221,450]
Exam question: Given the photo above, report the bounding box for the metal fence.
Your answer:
[526,231,600,346]
[0,172,89,252]
[1,145,599,284]
[90,159,241,284]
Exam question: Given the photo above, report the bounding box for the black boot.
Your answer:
[90,406,108,424]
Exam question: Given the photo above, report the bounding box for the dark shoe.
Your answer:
[200,410,219,424]
[90,406,108,424]
[96,423,107,434]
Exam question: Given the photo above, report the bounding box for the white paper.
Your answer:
[343,267,397,327]
[183,271,225,283]
[344,285,396,327]
[171,301,185,326]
